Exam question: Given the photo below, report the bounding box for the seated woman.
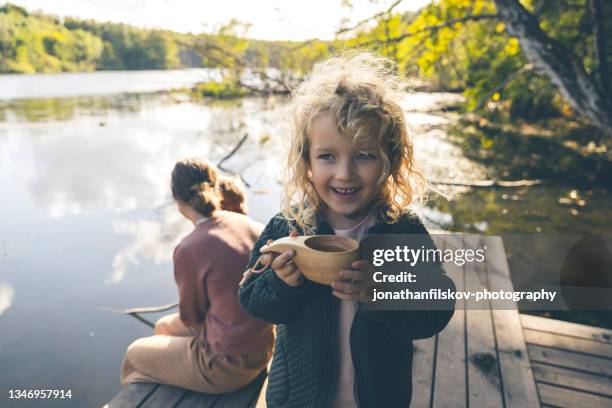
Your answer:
[120,158,274,393]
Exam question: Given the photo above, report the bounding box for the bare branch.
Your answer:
[177,38,291,95]
[386,13,500,44]
[217,133,248,168]
[290,0,404,52]
[429,178,542,187]
[471,64,535,111]
[336,0,403,36]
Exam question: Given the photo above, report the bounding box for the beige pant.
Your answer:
[120,313,270,393]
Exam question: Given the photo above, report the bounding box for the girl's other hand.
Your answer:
[265,230,305,287]
[332,260,375,302]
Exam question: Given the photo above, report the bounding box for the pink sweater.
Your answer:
[173,210,274,356]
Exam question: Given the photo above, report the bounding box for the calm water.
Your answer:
[0,70,610,407]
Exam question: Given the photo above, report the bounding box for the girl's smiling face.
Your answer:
[307,113,384,229]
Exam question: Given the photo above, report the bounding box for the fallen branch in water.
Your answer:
[218,133,248,168]
[216,133,251,187]
[429,178,542,188]
[99,301,179,328]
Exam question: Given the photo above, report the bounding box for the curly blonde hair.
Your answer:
[281,51,425,234]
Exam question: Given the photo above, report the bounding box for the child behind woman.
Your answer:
[239,52,456,407]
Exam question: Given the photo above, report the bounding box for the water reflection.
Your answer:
[428,186,611,235]
[108,205,189,284]
[0,282,15,316]
[0,69,215,101]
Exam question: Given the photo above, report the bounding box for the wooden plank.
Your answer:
[485,235,540,408]
[175,372,266,407]
[532,362,612,397]
[431,235,467,408]
[463,234,504,408]
[524,329,612,358]
[527,343,612,377]
[537,382,612,408]
[213,370,267,408]
[106,383,158,408]
[521,314,612,344]
[140,384,188,408]
[411,336,436,407]
[174,391,219,407]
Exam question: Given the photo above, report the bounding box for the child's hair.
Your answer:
[281,51,425,233]
[218,176,248,214]
[171,158,220,217]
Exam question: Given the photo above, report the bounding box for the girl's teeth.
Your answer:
[333,187,358,194]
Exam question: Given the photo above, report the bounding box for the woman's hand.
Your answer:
[332,260,375,302]
[264,231,304,287]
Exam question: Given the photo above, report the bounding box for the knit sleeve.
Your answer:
[238,215,314,324]
[174,244,209,327]
[363,213,456,341]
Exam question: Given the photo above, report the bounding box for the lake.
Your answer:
[0,69,609,407]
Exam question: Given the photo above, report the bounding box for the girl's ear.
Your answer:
[306,168,313,181]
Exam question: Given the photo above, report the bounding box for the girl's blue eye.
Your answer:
[318,153,335,161]
[356,152,376,160]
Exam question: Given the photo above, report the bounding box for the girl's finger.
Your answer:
[271,250,295,270]
[351,260,371,269]
[332,290,355,301]
[332,281,369,294]
[283,262,299,276]
[339,269,363,282]
[333,290,368,301]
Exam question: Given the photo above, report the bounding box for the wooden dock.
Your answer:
[412,234,612,408]
[108,234,612,407]
[521,314,612,408]
[106,370,266,408]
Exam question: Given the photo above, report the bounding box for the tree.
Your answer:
[492,0,612,135]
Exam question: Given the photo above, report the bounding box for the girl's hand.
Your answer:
[263,230,305,287]
[332,260,375,302]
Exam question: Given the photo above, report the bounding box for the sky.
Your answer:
[9,0,431,41]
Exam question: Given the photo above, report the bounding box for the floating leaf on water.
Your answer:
[569,208,579,216]
[569,190,578,199]
[259,134,271,144]
[558,197,572,205]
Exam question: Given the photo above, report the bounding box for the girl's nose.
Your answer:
[335,160,356,180]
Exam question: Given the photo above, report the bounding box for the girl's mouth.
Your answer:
[331,187,361,199]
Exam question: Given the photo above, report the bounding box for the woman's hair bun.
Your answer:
[171,159,220,217]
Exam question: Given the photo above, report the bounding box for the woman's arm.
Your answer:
[174,244,209,327]
[238,216,314,324]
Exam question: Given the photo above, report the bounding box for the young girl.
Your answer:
[121,158,273,393]
[239,53,455,407]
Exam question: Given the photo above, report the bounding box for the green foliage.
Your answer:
[361,0,608,121]
[0,5,104,73]
[191,80,248,99]
[0,3,182,73]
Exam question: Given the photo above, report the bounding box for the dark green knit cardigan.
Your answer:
[238,211,455,408]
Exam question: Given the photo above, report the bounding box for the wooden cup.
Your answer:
[260,235,360,285]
